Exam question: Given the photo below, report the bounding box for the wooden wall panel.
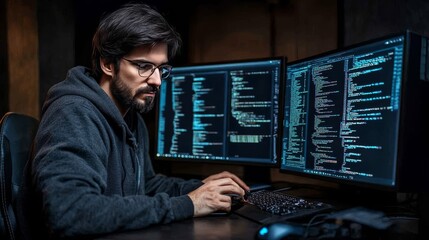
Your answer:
[188,0,338,64]
[275,0,338,61]
[0,0,8,117]
[189,1,272,63]
[6,0,39,119]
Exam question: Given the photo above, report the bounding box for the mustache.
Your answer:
[135,85,159,96]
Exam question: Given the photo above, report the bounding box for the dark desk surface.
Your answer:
[95,214,261,240]
[94,211,421,240]
[94,187,425,240]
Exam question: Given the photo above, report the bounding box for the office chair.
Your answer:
[0,112,39,240]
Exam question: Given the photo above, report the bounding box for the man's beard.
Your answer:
[110,74,158,114]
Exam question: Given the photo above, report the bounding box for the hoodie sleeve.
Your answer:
[137,115,204,197]
[31,97,196,238]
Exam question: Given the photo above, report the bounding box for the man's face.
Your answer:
[111,43,168,113]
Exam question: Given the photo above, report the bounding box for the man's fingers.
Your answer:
[203,171,250,191]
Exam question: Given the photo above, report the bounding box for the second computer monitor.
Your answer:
[280,31,429,191]
[155,57,284,167]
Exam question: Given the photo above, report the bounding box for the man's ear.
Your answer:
[100,58,114,77]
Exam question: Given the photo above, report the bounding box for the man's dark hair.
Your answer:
[91,3,181,79]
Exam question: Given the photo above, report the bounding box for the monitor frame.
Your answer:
[153,57,286,177]
[279,30,429,193]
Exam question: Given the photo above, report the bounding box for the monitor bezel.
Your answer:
[278,30,427,192]
[153,56,286,169]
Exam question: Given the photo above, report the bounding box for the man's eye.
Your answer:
[138,63,154,71]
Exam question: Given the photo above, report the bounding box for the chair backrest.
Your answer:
[0,112,39,240]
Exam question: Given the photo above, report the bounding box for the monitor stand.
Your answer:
[242,166,272,191]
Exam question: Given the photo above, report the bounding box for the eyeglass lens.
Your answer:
[138,63,171,79]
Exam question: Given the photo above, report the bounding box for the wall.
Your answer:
[343,0,429,46]
[188,0,338,63]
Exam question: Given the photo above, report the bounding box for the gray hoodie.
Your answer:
[17,66,202,239]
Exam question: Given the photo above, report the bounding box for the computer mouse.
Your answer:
[230,194,245,211]
[255,222,306,240]
[209,194,244,215]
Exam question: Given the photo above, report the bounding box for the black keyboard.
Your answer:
[234,190,333,224]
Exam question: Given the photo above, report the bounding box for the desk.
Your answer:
[94,209,420,240]
[94,187,423,240]
[95,214,261,240]
[94,212,420,240]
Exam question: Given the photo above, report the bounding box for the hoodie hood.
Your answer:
[42,66,134,140]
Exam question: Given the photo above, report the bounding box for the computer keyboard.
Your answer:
[235,189,333,224]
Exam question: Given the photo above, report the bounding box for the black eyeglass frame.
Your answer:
[122,57,173,80]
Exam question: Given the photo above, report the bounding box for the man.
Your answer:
[17,3,249,239]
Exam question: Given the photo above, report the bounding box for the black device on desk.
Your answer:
[256,222,306,240]
[255,207,394,240]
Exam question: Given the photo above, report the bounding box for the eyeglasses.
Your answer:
[122,58,172,80]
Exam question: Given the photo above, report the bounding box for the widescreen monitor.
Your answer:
[154,57,284,182]
[280,31,429,192]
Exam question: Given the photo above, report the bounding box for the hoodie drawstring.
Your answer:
[120,124,141,195]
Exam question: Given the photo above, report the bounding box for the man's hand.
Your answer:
[202,171,250,192]
[187,171,249,217]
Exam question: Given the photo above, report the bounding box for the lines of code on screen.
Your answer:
[281,36,404,187]
[156,60,281,164]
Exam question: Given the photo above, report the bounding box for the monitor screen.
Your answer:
[280,31,429,191]
[155,58,284,168]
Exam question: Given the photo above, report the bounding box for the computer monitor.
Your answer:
[155,57,284,184]
[280,31,429,192]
